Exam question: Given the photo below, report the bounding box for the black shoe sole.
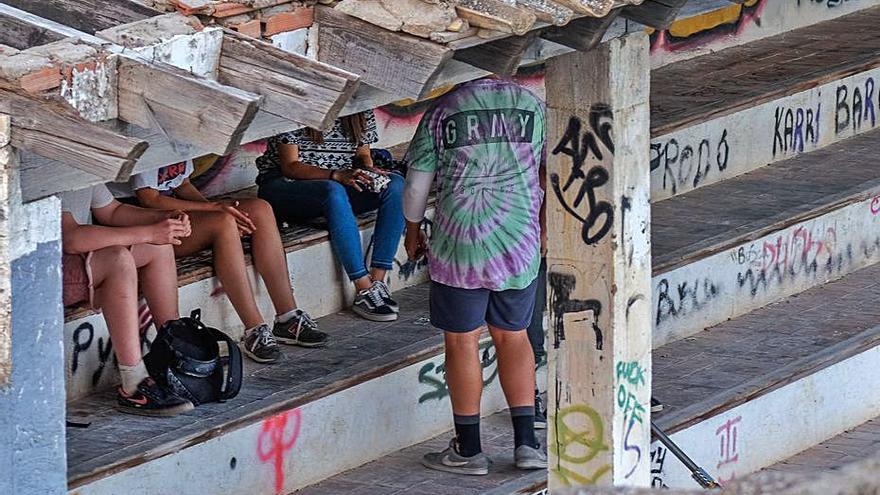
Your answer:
[275,335,329,348]
[352,306,399,322]
[240,345,281,364]
[115,401,194,417]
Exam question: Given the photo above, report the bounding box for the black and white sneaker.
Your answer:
[273,309,329,348]
[352,284,398,322]
[373,280,399,313]
[240,324,281,363]
[651,397,664,413]
[116,377,194,417]
[534,394,547,430]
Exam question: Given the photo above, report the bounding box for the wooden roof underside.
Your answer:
[0,0,727,201]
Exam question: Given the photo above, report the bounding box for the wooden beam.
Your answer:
[552,0,616,17]
[541,9,620,52]
[315,5,453,100]
[454,0,537,35]
[545,32,652,489]
[217,29,359,131]
[116,56,262,157]
[1,0,158,35]
[0,10,66,50]
[0,86,147,181]
[452,33,538,76]
[516,0,573,26]
[620,0,688,29]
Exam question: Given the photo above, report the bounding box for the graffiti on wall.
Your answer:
[715,415,742,484]
[257,408,303,495]
[648,0,766,55]
[617,360,648,479]
[417,340,499,403]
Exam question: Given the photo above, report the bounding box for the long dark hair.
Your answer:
[307,113,367,145]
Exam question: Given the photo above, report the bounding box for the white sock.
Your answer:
[275,309,300,324]
[118,360,150,395]
[244,323,267,336]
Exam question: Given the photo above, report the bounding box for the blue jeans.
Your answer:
[258,173,405,281]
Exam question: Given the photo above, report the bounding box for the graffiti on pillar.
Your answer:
[550,106,615,246]
[417,340,499,403]
[548,271,603,350]
[617,360,648,479]
[550,404,611,486]
[715,415,742,485]
[257,408,302,495]
[871,195,880,215]
[69,304,155,386]
[650,445,670,488]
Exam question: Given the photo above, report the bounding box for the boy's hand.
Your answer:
[147,217,191,245]
[405,224,428,261]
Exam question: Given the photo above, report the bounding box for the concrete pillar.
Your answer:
[544,32,653,490]
[0,113,67,495]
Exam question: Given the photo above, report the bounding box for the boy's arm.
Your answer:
[93,199,178,227]
[136,180,216,212]
[61,212,186,254]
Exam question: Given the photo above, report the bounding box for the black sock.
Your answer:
[453,414,482,457]
[511,406,538,449]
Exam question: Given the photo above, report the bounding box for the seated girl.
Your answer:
[124,159,327,364]
[256,110,405,322]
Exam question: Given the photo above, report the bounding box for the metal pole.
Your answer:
[651,421,720,489]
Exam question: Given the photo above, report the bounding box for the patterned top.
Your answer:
[406,79,545,291]
[256,110,379,181]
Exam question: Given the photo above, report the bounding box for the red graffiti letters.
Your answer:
[257,409,302,494]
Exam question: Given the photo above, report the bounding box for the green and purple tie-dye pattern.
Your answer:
[406,79,545,290]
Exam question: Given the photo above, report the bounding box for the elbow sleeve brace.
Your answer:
[403,170,434,223]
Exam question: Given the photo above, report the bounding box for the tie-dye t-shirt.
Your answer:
[406,79,545,291]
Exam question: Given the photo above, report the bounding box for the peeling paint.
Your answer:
[60,57,118,122]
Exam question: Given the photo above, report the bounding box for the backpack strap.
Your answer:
[208,327,243,402]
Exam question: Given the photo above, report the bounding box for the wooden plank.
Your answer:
[0,86,147,181]
[116,56,262,157]
[541,10,620,52]
[1,0,158,35]
[452,32,538,75]
[544,32,652,489]
[620,0,688,29]
[454,0,537,35]
[217,29,359,131]
[0,10,66,50]
[552,0,615,16]
[517,0,574,26]
[315,6,453,100]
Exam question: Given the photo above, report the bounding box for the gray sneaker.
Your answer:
[273,310,329,348]
[514,445,547,470]
[422,439,490,476]
[240,324,280,363]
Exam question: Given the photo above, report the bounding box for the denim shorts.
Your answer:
[429,278,539,333]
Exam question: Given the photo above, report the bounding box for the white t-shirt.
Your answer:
[60,184,115,225]
[132,160,194,192]
[110,160,195,198]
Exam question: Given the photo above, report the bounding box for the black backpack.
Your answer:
[145,310,243,406]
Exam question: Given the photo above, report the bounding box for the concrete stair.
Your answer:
[62,6,880,495]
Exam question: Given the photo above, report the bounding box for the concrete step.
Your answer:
[650,6,880,201]
[65,283,520,495]
[63,204,434,401]
[292,263,880,493]
[762,415,880,476]
[651,127,880,346]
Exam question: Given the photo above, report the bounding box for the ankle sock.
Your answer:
[244,323,266,336]
[275,309,299,324]
[453,414,482,457]
[511,406,539,449]
[119,360,150,395]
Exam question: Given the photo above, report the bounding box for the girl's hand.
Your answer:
[331,169,371,192]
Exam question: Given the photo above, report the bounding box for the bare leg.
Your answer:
[488,325,535,409]
[175,210,264,329]
[369,268,386,284]
[444,328,484,416]
[237,198,297,315]
[353,275,372,292]
[90,246,141,366]
[131,243,180,329]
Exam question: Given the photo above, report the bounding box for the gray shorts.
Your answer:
[429,278,539,333]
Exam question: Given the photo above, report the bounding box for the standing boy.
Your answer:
[404,78,547,474]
